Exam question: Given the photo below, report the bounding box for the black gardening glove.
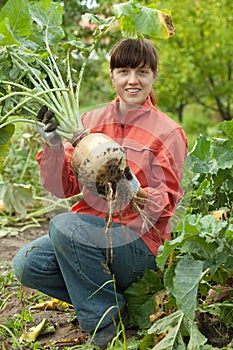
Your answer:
[36,106,62,148]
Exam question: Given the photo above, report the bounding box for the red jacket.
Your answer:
[36,97,188,255]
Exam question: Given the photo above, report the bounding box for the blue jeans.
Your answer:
[13,213,156,332]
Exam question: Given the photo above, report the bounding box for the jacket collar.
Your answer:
[110,96,156,123]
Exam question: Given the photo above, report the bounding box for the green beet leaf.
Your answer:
[0,0,31,38]
[173,254,203,319]
[125,269,163,328]
[0,18,20,46]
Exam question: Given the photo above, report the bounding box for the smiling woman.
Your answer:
[13,37,188,349]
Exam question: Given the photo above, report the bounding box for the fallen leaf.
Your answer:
[150,311,167,323]
[211,209,230,221]
[33,298,72,311]
[0,229,19,239]
[0,199,5,212]
[19,318,55,343]
[51,335,88,345]
[207,283,233,304]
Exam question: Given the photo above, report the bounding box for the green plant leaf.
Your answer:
[82,13,115,28]
[163,264,175,297]
[153,325,186,349]
[181,237,218,267]
[148,310,186,349]
[186,317,207,349]
[199,214,228,240]
[132,6,170,39]
[0,143,9,161]
[218,119,233,139]
[225,224,233,243]
[138,333,155,350]
[113,0,136,18]
[119,15,138,38]
[173,254,203,319]
[212,139,233,170]
[190,134,210,161]
[30,0,64,46]
[113,0,175,39]
[178,214,202,235]
[30,0,63,28]
[19,318,55,343]
[156,235,184,271]
[112,1,138,38]
[124,269,163,328]
[4,183,34,217]
[148,309,184,334]
[0,123,15,167]
[199,345,221,349]
[0,0,31,37]
[148,310,209,350]
[0,123,15,145]
[0,18,20,46]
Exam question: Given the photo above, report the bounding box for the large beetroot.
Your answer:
[71,133,127,198]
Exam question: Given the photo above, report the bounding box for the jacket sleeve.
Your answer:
[141,127,188,225]
[36,142,81,198]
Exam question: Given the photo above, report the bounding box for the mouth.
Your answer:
[125,88,141,93]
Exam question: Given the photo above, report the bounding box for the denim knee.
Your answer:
[12,243,37,285]
[12,250,24,283]
[12,235,54,287]
[50,212,78,238]
[49,212,78,248]
[49,212,98,249]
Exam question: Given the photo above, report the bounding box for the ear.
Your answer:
[110,69,114,83]
[153,69,159,79]
[110,70,116,88]
[151,72,157,88]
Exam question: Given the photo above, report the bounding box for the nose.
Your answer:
[128,70,138,84]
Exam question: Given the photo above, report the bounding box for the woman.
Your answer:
[13,38,188,349]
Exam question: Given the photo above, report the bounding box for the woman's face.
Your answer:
[110,66,156,108]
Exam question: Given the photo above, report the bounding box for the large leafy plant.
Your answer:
[125,120,233,349]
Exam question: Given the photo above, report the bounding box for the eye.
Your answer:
[138,69,149,75]
[118,68,128,74]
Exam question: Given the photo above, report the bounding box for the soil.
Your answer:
[0,220,88,349]
[0,220,138,350]
[0,220,232,349]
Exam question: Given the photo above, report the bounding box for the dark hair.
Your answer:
[110,38,159,105]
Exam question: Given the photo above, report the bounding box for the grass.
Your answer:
[181,104,220,150]
[0,263,54,349]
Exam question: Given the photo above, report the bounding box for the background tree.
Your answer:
[154,0,233,121]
